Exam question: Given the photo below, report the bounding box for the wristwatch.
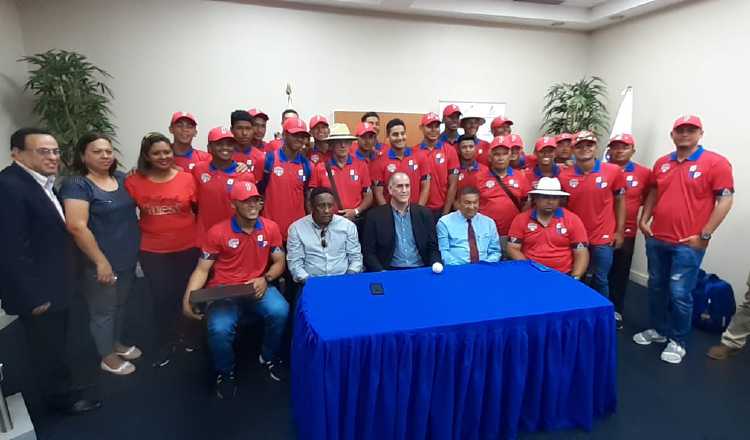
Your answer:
[354,208,361,216]
[700,231,712,241]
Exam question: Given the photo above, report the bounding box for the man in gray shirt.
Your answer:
[287,187,363,285]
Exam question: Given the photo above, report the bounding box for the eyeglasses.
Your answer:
[320,227,328,249]
[33,148,61,157]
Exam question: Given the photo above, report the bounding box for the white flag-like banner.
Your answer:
[604,86,633,162]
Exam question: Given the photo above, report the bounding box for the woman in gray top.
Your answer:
[60,132,141,375]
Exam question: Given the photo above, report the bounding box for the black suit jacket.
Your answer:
[0,163,75,315]
[363,203,441,272]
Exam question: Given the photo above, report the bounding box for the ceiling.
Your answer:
[249,0,689,31]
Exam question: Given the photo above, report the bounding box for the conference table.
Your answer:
[291,261,617,440]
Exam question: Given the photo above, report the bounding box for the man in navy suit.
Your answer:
[0,128,102,415]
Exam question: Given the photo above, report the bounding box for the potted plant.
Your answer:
[541,76,609,137]
[18,49,116,169]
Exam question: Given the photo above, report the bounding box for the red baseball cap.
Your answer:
[356,122,376,136]
[309,115,329,130]
[508,134,524,148]
[230,181,261,201]
[574,130,597,145]
[490,135,512,150]
[673,115,703,130]
[247,108,269,120]
[207,126,235,143]
[608,133,636,146]
[283,117,310,135]
[534,136,557,152]
[442,104,462,118]
[490,116,514,129]
[420,112,441,127]
[555,133,575,143]
[170,111,197,126]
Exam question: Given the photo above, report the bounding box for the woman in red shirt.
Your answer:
[125,132,199,368]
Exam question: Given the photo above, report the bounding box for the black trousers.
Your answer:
[20,310,76,406]
[139,248,201,351]
[609,236,636,315]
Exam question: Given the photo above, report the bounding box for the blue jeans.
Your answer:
[645,238,705,347]
[205,286,289,375]
[587,244,615,298]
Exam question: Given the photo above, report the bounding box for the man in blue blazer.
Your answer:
[0,128,101,415]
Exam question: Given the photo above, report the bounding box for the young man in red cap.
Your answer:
[490,116,513,137]
[460,113,491,166]
[634,115,734,364]
[351,113,387,156]
[261,117,312,242]
[605,133,650,329]
[371,118,430,206]
[182,181,288,398]
[559,130,626,302]
[414,112,459,222]
[266,109,300,152]
[352,122,382,168]
[170,112,211,172]
[554,133,575,166]
[307,115,331,165]
[439,104,462,149]
[509,134,537,171]
[310,123,373,221]
[525,136,562,189]
[248,108,270,152]
[192,127,256,243]
[477,135,530,251]
[507,177,589,277]
[230,110,265,182]
[456,134,488,194]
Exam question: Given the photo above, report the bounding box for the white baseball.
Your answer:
[432,262,444,274]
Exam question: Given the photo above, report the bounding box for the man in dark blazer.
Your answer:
[0,127,101,414]
[363,172,441,271]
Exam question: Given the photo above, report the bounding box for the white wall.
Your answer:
[590,0,748,297]
[0,0,31,166]
[15,0,589,167]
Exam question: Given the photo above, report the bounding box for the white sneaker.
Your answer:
[632,329,667,345]
[661,340,687,364]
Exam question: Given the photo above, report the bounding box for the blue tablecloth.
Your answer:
[291,261,617,440]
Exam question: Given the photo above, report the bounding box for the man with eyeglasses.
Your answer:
[0,127,103,415]
[286,187,362,286]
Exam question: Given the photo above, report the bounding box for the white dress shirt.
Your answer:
[15,160,65,221]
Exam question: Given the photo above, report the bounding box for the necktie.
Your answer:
[467,218,479,263]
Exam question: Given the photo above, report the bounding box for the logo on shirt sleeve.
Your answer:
[200,173,211,183]
[569,179,579,188]
[386,163,397,173]
[527,222,538,232]
[188,163,196,170]
[228,238,240,249]
[458,173,465,181]
[660,163,671,173]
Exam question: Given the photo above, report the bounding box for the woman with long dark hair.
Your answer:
[125,132,200,367]
[60,132,141,375]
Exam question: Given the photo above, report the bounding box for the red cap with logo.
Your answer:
[555,133,575,143]
[247,108,269,120]
[283,117,310,135]
[356,122,377,136]
[672,115,703,130]
[574,130,597,145]
[309,115,329,130]
[534,136,557,152]
[490,135,512,150]
[491,116,514,129]
[207,126,235,143]
[230,181,261,201]
[420,112,441,126]
[442,104,462,118]
[608,133,636,146]
[170,111,197,126]
[508,134,524,148]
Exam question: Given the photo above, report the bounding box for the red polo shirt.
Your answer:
[559,160,626,246]
[508,208,588,274]
[307,145,332,166]
[457,161,488,192]
[650,146,733,244]
[262,148,312,241]
[477,167,530,235]
[192,161,256,242]
[524,163,563,190]
[413,141,460,210]
[370,147,430,204]
[174,147,212,172]
[618,161,651,238]
[203,216,282,287]
[310,156,372,210]
[232,147,266,182]
[474,139,492,166]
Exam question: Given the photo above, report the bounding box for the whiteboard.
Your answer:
[439,100,507,142]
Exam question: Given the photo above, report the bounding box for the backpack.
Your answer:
[691,270,736,333]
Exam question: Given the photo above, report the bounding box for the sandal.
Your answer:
[116,346,142,360]
[100,360,136,376]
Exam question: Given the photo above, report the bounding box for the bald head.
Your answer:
[388,172,411,205]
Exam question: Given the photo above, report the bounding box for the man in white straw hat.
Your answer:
[506,177,589,279]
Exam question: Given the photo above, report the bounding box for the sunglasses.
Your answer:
[320,227,328,249]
